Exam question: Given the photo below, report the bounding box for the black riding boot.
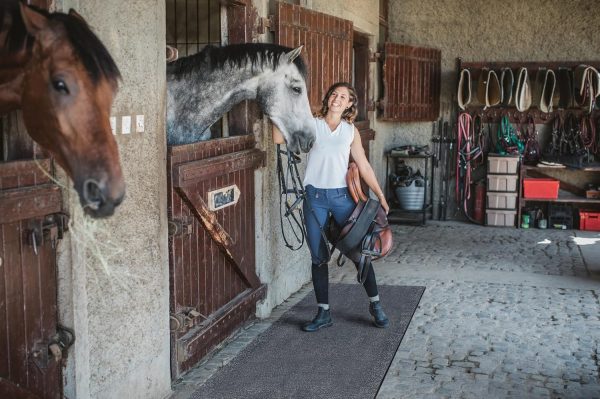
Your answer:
[369,301,389,328]
[302,307,333,332]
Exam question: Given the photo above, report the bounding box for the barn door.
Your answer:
[0,159,66,399]
[168,136,266,379]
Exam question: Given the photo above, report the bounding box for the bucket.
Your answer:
[394,178,425,210]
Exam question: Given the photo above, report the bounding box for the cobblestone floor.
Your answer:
[172,222,600,399]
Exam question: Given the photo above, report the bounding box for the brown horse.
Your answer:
[0,1,125,217]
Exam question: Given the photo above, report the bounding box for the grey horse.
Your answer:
[167,43,316,153]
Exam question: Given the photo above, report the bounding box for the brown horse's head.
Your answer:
[18,4,125,218]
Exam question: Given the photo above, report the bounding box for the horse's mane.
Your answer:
[0,1,30,52]
[169,43,307,80]
[0,1,120,86]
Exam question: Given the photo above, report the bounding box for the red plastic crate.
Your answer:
[523,178,559,199]
[579,210,600,231]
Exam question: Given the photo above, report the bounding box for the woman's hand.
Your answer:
[377,193,390,214]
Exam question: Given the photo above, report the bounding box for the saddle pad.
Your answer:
[557,68,573,109]
[515,67,532,112]
[540,69,558,113]
[500,68,514,106]
[458,68,472,110]
[477,68,501,109]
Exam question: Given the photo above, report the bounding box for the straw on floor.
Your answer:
[191,284,425,399]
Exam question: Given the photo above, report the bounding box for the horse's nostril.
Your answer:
[83,179,105,211]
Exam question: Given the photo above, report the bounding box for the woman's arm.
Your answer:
[350,127,390,213]
[272,124,285,144]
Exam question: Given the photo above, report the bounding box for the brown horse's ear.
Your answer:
[68,9,88,25]
[19,3,49,36]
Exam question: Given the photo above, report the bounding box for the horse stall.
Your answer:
[165,0,378,378]
[1,1,68,397]
[166,0,269,379]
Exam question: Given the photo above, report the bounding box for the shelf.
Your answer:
[387,153,433,159]
[522,189,600,204]
[522,164,600,172]
[388,204,433,214]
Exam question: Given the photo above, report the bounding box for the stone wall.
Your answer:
[376,0,600,215]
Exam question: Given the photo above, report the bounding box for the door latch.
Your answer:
[170,307,207,333]
[31,325,75,370]
[168,217,193,237]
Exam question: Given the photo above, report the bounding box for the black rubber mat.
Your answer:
[191,284,425,399]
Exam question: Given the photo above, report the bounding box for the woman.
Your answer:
[273,82,390,332]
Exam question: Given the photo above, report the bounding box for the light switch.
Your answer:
[122,116,131,134]
[136,115,144,133]
[110,117,116,135]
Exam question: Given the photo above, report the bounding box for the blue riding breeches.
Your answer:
[303,185,379,304]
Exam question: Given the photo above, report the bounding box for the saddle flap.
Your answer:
[346,162,368,203]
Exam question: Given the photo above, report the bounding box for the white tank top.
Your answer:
[303,117,355,188]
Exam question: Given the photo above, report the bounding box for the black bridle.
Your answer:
[276,144,333,265]
[276,144,307,251]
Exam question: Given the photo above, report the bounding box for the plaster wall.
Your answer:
[376,0,600,215]
[253,0,381,317]
[54,1,171,398]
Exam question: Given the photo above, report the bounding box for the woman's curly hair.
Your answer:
[314,82,358,123]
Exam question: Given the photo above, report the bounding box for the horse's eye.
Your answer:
[52,79,69,94]
[292,86,302,94]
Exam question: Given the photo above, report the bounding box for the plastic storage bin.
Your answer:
[486,210,517,227]
[523,178,559,199]
[548,204,573,229]
[394,179,425,210]
[487,174,519,192]
[488,155,520,174]
[486,192,518,209]
[579,210,600,231]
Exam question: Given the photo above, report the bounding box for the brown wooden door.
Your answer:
[168,136,266,379]
[0,159,64,399]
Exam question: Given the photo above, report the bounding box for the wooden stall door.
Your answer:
[0,160,64,399]
[168,136,266,379]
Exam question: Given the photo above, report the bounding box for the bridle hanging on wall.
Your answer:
[276,144,307,251]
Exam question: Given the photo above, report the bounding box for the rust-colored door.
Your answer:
[0,159,64,399]
[168,136,266,379]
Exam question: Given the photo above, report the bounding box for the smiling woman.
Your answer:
[274,81,391,332]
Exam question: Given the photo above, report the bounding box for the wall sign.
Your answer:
[207,185,241,211]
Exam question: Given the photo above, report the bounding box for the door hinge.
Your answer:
[369,51,382,62]
[27,212,69,254]
[170,307,207,333]
[31,325,75,370]
[257,15,274,34]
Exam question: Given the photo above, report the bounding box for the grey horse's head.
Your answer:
[257,46,315,153]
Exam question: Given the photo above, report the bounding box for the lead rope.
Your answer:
[456,112,483,223]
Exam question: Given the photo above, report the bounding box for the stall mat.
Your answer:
[191,284,425,399]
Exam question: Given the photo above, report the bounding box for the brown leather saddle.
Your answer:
[326,162,393,283]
